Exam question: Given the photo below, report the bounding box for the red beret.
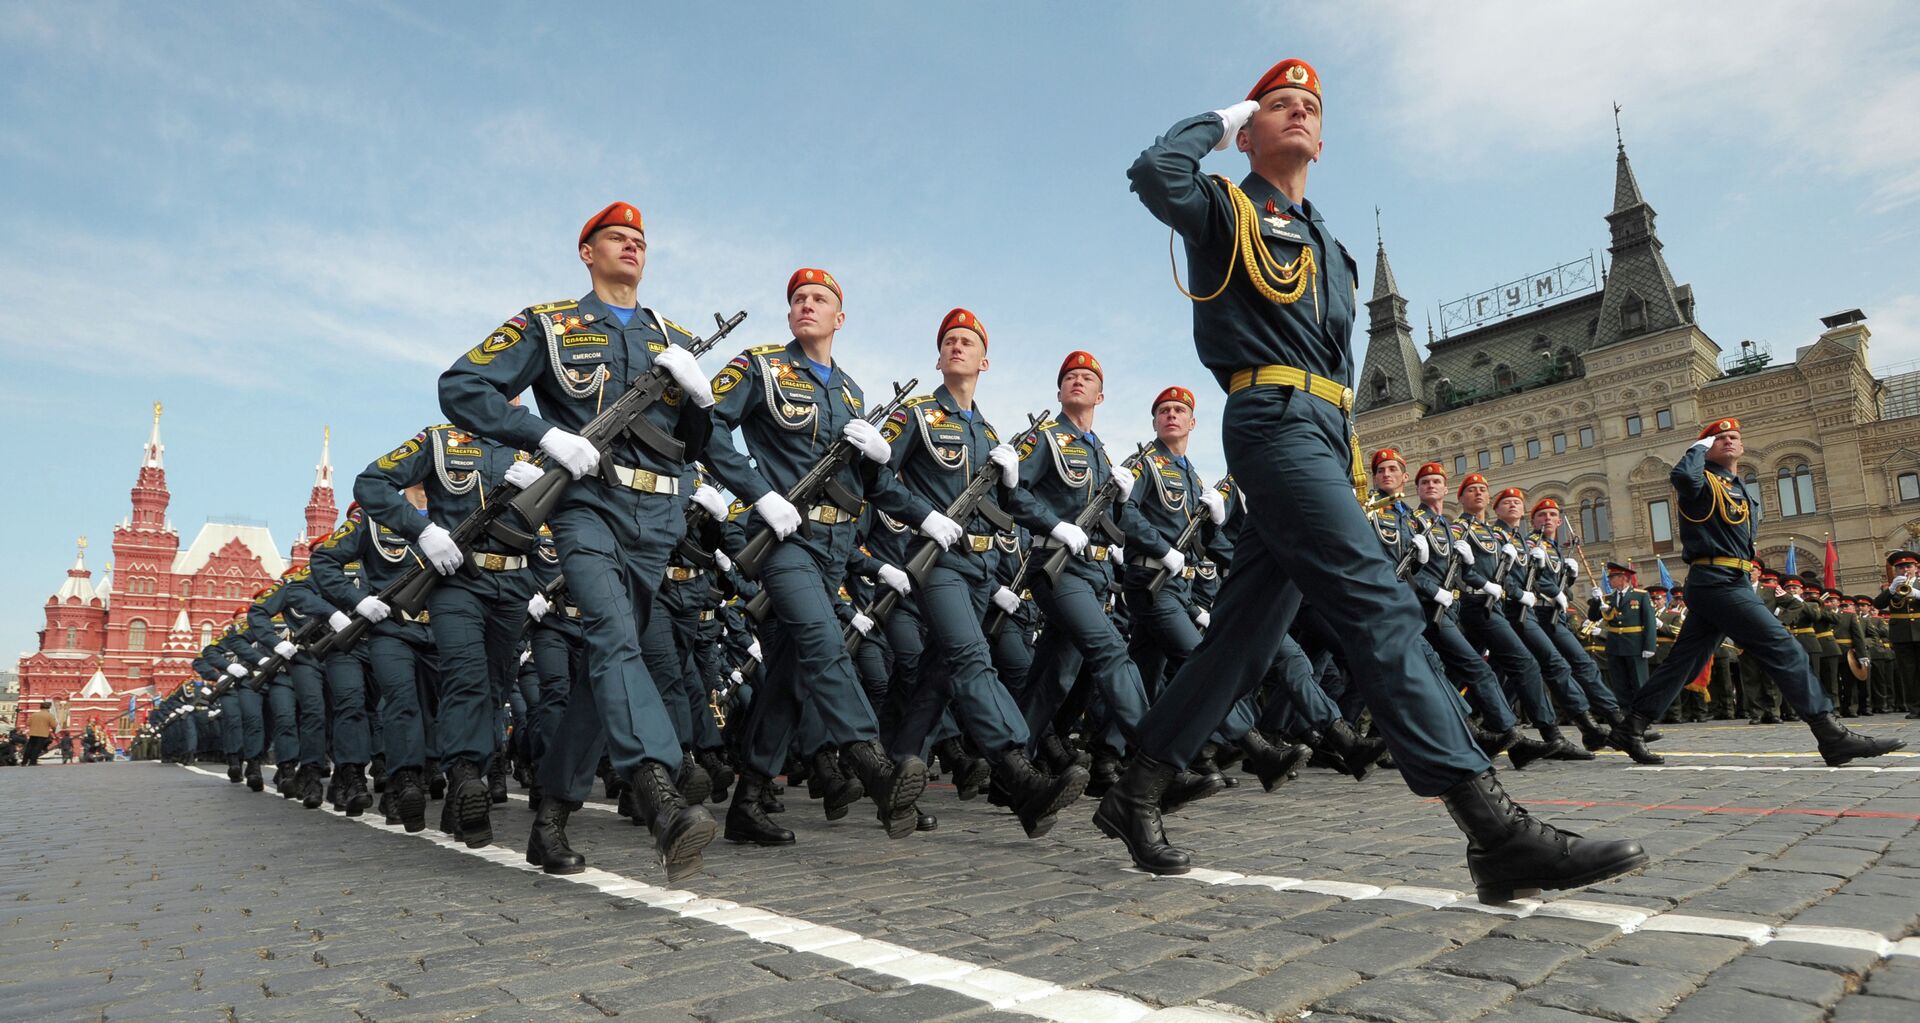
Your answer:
[787,267,842,303]
[1247,58,1322,103]
[1370,448,1404,472]
[1153,386,1196,413]
[1494,487,1526,506]
[938,307,987,349]
[580,202,643,245]
[1457,473,1488,499]
[1058,350,1103,384]
[1699,417,1740,441]
[1415,461,1447,481]
[1529,498,1561,517]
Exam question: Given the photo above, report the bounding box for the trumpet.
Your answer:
[1894,575,1917,598]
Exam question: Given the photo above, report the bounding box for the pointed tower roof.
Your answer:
[54,538,98,603]
[95,562,112,608]
[1356,215,1425,414]
[77,668,115,700]
[1594,106,1690,346]
[1371,208,1401,301]
[143,401,165,469]
[1612,109,1646,213]
[313,425,333,490]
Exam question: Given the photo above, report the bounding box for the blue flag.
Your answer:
[1656,556,1674,591]
[1599,570,1612,596]
[1784,546,1798,577]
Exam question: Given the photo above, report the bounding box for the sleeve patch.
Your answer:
[377,438,423,470]
[466,323,524,366]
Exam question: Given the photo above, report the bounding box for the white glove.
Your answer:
[225,663,249,680]
[1530,546,1549,566]
[256,657,273,667]
[1050,521,1089,554]
[1691,437,1714,451]
[653,346,714,407]
[418,522,463,576]
[1519,591,1537,608]
[1433,588,1455,608]
[1159,548,1187,576]
[1555,592,1569,611]
[1194,610,1212,629]
[842,418,891,464]
[1861,658,1871,667]
[328,611,352,633]
[691,484,729,519]
[714,551,733,572]
[1564,558,1580,579]
[1211,99,1258,151]
[1481,581,1505,600]
[519,649,532,665]
[273,640,298,659]
[988,443,1019,487]
[1412,533,1430,565]
[1108,449,1139,480]
[920,510,964,550]
[355,596,391,623]
[878,564,913,596]
[992,587,1020,614]
[538,427,601,480]
[1109,543,1124,564]
[207,708,222,720]
[729,669,744,686]
[1501,543,1519,560]
[528,592,551,622]
[1589,587,1605,601]
[754,492,803,539]
[1641,650,1656,660]
[748,640,762,663]
[850,612,874,636]
[503,459,544,489]
[1453,539,1474,559]
[1200,488,1227,525]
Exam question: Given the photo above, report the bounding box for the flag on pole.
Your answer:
[1599,569,1612,596]
[1824,535,1838,591]
[1656,556,1674,591]
[1784,546,1798,577]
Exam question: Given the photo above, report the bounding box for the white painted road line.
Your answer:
[184,766,1242,1023]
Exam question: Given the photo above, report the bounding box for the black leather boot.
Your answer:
[276,761,299,798]
[618,785,640,825]
[369,753,387,793]
[1314,720,1386,781]
[392,767,427,833]
[934,737,989,800]
[337,763,372,817]
[1503,729,1553,771]
[724,771,795,846]
[1092,754,1192,875]
[446,759,494,848]
[379,789,397,826]
[1038,733,1087,775]
[487,754,509,805]
[810,746,864,821]
[1440,769,1649,903]
[677,752,712,807]
[244,757,264,792]
[527,780,543,811]
[1087,744,1123,796]
[1539,724,1594,761]
[993,749,1089,839]
[760,781,785,816]
[300,765,325,810]
[697,748,734,803]
[426,758,447,800]
[630,759,718,882]
[526,797,587,875]
[226,754,243,783]
[914,805,938,831]
[1808,712,1907,766]
[843,740,926,839]
[1607,712,1665,765]
[1239,730,1308,792]
[1160,764,1228,814]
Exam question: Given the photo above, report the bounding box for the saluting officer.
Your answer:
[439,201,722,880]
[1108,56,1644,901]
[703,268,962,842]
[1611,419,1903,765]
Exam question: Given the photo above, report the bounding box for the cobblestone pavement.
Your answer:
[4,719,1920,1023]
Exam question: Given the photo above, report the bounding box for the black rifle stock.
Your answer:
[1038,444,1150,585]
[1146,506,1210,596]
[735,378,919,585]
[1431,515,1463,623]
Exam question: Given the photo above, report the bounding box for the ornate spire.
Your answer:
[313,424,333,490]
[1596,106,1688,345]
[1357,212,1424,413]
[143,401,165,469]
[1371,214,1401,302]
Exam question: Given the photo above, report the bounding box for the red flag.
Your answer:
[1685,657,1713,701]
[1824,536,1838,591]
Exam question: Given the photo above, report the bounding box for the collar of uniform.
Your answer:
[784,338,837,386]
[1238,173,1313,223]
[1052,418,1095,449]
[931,383,974,419]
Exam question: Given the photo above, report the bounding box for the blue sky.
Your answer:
[4,1,1917,657]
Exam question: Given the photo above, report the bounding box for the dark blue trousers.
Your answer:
[893,555,1029,763]
[1536,611,1617,715]
[1134,389,1487,796]
[1634,566,1834,719]
[1425,617,1518,732]
[1461,603,1558,728]
[323,652,372,765]
[1021,562,1151,756]
[426,568,531,769]
[368,621,439,770]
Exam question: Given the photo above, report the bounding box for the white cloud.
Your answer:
[1867,292,1920,373]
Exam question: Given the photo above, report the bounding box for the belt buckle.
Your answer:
[971,535,991,553]
[1089,545,1108,562]
[628,467,658,492]
[481,553,506,571]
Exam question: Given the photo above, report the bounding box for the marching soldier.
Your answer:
[1525,497,1625,742]
[245,568,332,808]
[1609,419,1903,765]
[703,267,960,843]
[1108,56,1645,900]
[1489,487,1608,753]
[1833,591,1869,716]
[439,201,722,879]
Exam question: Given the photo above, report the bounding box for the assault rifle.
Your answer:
[1146,493,1213,596]
[1430,514,1463,624]
[736,377,919,587]
[1040,443,1150,586]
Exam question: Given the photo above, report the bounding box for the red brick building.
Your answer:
[13,404,337,739]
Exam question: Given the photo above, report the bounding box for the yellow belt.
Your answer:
[1658,636,1676,644]
[1226,365,1354,412]
[1891,612,1920,620]
[666,566,701,582]
[1817,631,1834,639]
[1612,626,1644,633]
[1688,556,1754,573]
[1837,638,1853,646]
[1792,628,1815,635]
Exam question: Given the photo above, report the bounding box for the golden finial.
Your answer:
[77,535,88,551]
[153,400,163,422]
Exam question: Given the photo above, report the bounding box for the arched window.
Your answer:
[65,627,77,649]
[1472,351,1492,367]
[1494,364,1515,390]
[200,623,213,646]
[179,580,192,599]
[127,619,148,651]
[1741,470,1765,523]
[1579,494,1612,542]
[1622,293,1646,333]
[1370,370,1389,402]
[1777,463,1816,517]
